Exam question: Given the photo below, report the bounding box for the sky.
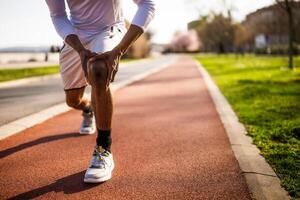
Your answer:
[0,0,274,48]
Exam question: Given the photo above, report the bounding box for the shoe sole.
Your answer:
[84,172,112,183]
[79,128,96,135]
[84,161,114,183]
[79,131,95,135]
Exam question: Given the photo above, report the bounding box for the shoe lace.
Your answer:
[82,112,93,127]
[91,146,109,169]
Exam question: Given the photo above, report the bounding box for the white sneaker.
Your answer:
[79,111,96,134]
[84,146,114,183]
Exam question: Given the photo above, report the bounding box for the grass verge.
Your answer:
[0,65,59,82]
[194,54,300,199]
[0,58,141,82]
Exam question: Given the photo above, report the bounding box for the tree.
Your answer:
[170,31,200,52]
[197,14,235,53]
[234,24,249,51]
[275,0,297,69]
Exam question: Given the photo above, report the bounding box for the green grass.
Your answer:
[0,58,141,82]
[121,58,140,63]
[0,65,59,82]
[194,54,300,199]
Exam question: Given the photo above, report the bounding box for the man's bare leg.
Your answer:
[82,25,145,183]
[88,59,113,151]
[65,87,91,112]
[65,87,96,134]
[83,58,114,183]
[91,87,113,130]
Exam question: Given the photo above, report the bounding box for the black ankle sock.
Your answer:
[83,105,93,113]
[96,129,112,152]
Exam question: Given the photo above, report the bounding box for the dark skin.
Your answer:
[64,24,143,130]
[89,24,143,88]
[65,24,143,87]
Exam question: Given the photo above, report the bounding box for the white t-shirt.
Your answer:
[45,0,155,40]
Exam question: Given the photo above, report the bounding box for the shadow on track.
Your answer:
[0,132,86,159]
[7,171,102,200]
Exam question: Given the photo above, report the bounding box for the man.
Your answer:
[45,0,155,183]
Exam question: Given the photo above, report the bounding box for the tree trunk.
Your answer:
[286,1,294,69]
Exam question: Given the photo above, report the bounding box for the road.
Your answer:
[0,55,177,126]
[0,57,251,199]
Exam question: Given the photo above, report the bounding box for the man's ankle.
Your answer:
[96,129,112,152]
[83,105,93,113]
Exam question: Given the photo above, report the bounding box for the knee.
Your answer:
[66,95,81,108]
[88,60,107,88]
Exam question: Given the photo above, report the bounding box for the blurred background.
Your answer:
[0,0,299,65]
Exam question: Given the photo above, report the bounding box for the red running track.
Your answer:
[0,57,251,200]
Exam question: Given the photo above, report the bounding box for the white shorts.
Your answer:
[59,24,126,90]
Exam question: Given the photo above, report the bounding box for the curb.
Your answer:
[195,60,290,200]
[0,57,176,140]
[0,103,70,140]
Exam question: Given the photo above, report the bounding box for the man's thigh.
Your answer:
[59,44,87,90]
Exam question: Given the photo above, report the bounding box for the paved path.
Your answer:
[0,56,176,126]
[0,57,251,199]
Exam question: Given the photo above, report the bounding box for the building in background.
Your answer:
[241,2,300,54]
[186,2,300,54]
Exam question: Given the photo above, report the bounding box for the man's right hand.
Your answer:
[65,34,97,78]
[79,49,97,77]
